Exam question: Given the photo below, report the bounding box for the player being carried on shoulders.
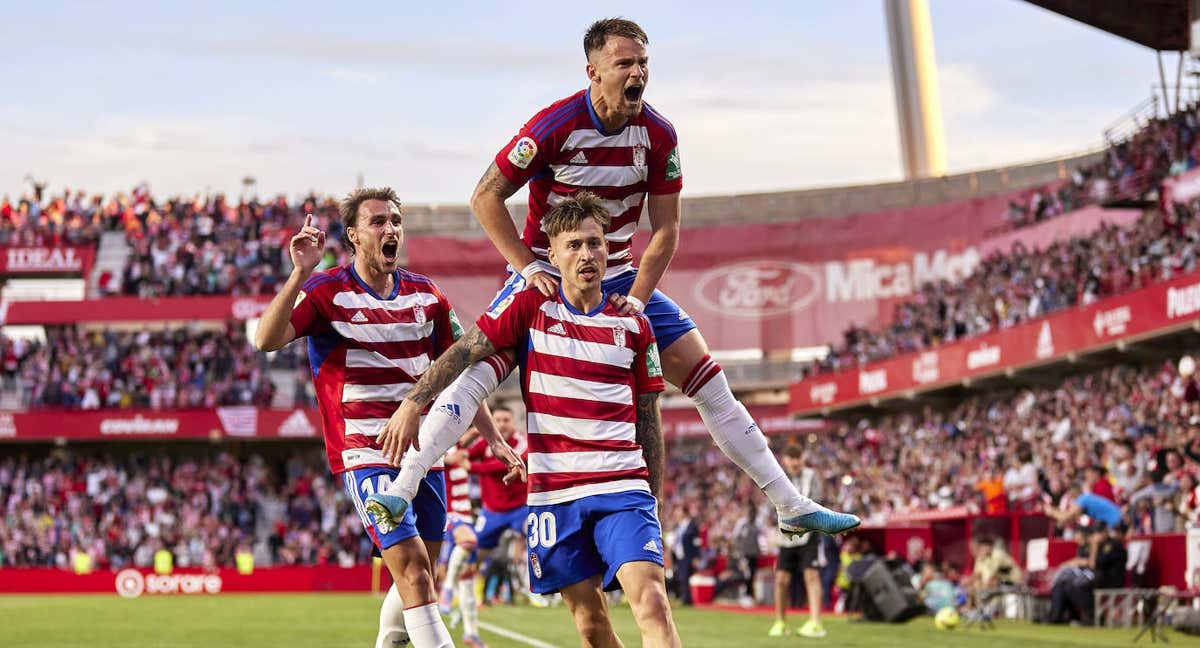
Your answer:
[369,16,857,543]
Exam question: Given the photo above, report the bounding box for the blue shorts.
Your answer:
[475,505,529,550]
[343,468,446,549]
[525,490,664,595]
[439,517,479,565]
[487,267,697,350]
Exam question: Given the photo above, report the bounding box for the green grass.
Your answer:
[0,594,1194,647]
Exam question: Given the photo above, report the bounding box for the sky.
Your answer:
[0,0,1169,204]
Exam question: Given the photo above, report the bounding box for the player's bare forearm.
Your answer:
[627,192,681,304]
[254,267,308,351]
[471,163,534,270]
[405,327,498,408]
[635,391,665,500]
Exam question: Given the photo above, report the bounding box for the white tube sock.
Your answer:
[385,358,506,501]
[375,585,408,648]
[445,544,471,587]
[458,578,480,638]
[690,368,821,517]
[402,602,454,648]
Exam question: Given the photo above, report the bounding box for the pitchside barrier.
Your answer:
[0,564,394,598]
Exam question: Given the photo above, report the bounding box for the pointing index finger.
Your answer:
[304,213,313,228]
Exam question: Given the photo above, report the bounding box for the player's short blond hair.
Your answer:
[339,187,402,254]
[543,191,612,239]
[584,18,648,58]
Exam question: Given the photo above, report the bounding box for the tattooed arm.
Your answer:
[404,326,497,408]
[470,163,526,269]
[377,326,498,463]
[636,391,665,501]
[470,162,557,296]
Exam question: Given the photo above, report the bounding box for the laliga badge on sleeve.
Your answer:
[508,137,538,169]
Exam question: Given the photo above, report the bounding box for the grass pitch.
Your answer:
[0,594,1193,647]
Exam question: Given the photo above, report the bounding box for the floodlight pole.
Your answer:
[884,0,947,180]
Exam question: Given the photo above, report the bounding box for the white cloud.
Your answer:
[322,67,385,85]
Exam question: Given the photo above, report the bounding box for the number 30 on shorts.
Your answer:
[526,512,557,548]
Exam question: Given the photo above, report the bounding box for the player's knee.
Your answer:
[459,539,477,552]
[573,608,615,645]
[630,584,673,626]
[401,562,434,593]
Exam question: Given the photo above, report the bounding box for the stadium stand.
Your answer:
[3,103,1200,614]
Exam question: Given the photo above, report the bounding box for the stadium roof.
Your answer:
[1023,0,1190,50]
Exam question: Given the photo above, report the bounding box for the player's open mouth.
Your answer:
[381,240,399,263]
[623,85,643,103]
[579,266,598,280]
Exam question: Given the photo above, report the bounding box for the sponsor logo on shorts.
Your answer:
[642,539,660,554]
[529,552,543,579]
[508,137,538,169]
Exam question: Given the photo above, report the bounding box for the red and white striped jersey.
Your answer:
[444,458,473,523]
[290,264,462,474]
[475,290,665,506]
[493,88,682,279]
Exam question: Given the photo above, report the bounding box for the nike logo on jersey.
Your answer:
[547,323,567,336]
[569,151,588,165]
[351,310,368,323]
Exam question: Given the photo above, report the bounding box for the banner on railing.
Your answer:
[0,245,95,276]
[0,408,321,441]
[0,565,381,595]
[0,404,819,442]
[790,268,1200,415]
[1162,167,1200,206]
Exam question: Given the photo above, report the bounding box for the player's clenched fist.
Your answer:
[289,213,326,274]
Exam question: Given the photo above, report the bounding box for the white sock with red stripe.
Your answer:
[458,578,480,638]
[684,355,822,517]
[385,355,511,501]
[375,584,408,648]
[402,602,454,648]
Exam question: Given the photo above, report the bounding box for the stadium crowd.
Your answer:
[6,325,277,410]
[815,206,1200,372]
[815,101,1200,373]
[0,448,379,570]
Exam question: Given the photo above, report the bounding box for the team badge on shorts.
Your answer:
[613,326,625,347]
[508,137,538,169]
[529,552,543,579]
[412,304,426,325]
[632,144,647,168]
